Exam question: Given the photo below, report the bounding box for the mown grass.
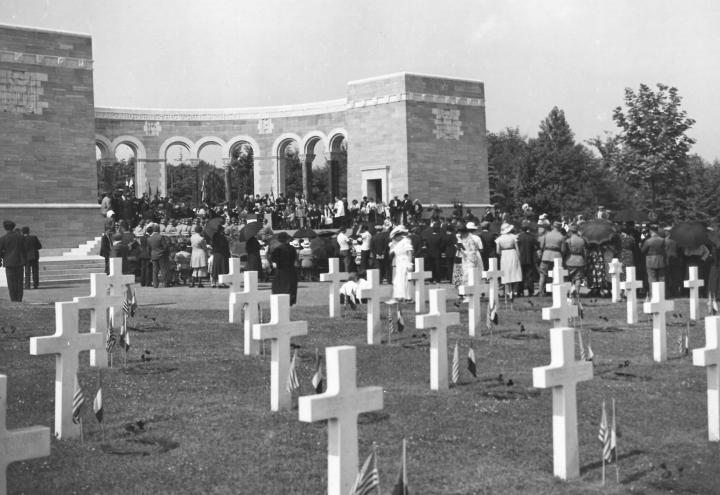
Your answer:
[1,291,719,494]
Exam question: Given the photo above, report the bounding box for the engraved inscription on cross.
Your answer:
[608,258,623,303]
[252,294,308,411]
[0,375,50,494]
[620,266,643,324]
[407,257,432,313]
[643,281,675,362]
[533,327,593,480]
[29,301,105,439]
[693,316,720,441]
[482,258,504,312]
[416,289,460,391]
[542,282,577,328]
[459,267,487,337]
[72,272,123,367]
[299,346,383,495]
[320,258,348,318]
[357,269,391,345]
[685,266,705,321]
[229,271,265,356]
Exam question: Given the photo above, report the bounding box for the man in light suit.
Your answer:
[0,220,26,301]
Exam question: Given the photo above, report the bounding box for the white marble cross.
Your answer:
[542,282,578,328]
[29,301,105,439]
[482,258,504,312]
[320,258,348,318]
[459,267,488,337]
[229,271,264,355]
[407,257,432,313]
[73,272,123,366]
[0,375,50,494]
[107,257,135,296]
[533,327,594,480]
[643,282,675,362]
[298,346,383,495]
[545,263,569,292]
[416,289,460,390]
[219,257,244,292]
[620,266,643,324]
[356,269,391,345]
[252,294,308,411]
[693,316,720,441]
[685,266,705,321]
[608,258,623,303]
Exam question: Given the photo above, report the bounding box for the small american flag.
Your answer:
[598,401,612,462]
[286,350,300,393]
[350,448,380,495]
[72,374,85,424]
[451,341,460,384]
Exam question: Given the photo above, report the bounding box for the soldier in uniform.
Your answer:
[564,224,587,298]
[537,221,566,296]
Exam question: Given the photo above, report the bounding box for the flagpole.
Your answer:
[613,398,619,483]
[601,400,606,486]
[98,369,106,442]
[372,442,380,495]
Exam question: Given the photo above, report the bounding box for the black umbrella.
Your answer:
[238,221,262,241]
[579,219,616,247]
[203,217,225,239]
[293,228,317,239]
[670,221,708,249]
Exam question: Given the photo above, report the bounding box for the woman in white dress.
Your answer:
[453,222,483,306]
[495,223,522,299]
[190,225,208,288]
[388,225,414,303]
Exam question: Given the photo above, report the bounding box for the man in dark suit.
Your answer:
[146,225,169,288]
[478,221,497,270]
[21,226,42,289]
[0,220,27,301]
[516,222,538,296]
[422,222,445,283]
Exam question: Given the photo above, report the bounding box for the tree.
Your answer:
[487,127,529,213]
[612,83,696,215]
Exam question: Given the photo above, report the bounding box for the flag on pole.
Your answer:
[396,305,405,333]
[713,299,719,315]
[467,346,477,378]
[119,314,130,352]
[105,312,117,353]
[286,350,300,393]
[350,448,380,495]
[392,438,409,495]
[578,330,586,361]
[387,303,395,334]
[201,177,207,203]
[72,374,85,424]
[311,349,324,394]
[487,297,498,329]
[599,401,612,463]
[587,344,594,362]
[93,387,103,423]
[122,284,137,317]
[451,341,460,384]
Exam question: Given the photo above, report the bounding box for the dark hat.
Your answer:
[552,221,563,229]
[276,232,292,243]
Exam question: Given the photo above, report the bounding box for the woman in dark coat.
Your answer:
[271,232,299,305]
[245,235,262,272]
[210,226,231,287]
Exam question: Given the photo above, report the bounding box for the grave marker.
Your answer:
[545,263,569,293]
[219,257,244,295]
[685,266,705,321]
[533,327,593,480]
[620,266,643,324]
[693,316,720,441]
[608,258,623,303]
[0,375,50,494]
[407,257,432,313]
[29,301,105,439]
[416,289,460,390]
[252,294,308,411]
[320,258,348,318]
[356,269,391,345]
[542,282,577,328]
[459,267,487,336]
[482,258,504,312]
[643,282,675,362]
[298,346,383,495]
[229,271,264,355]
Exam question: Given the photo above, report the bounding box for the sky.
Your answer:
[2,0,719,161]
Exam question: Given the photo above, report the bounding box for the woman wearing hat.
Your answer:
[388,225,414,303]
[190,225,209,288]
[495,223,522,299]
[453,221,484,306]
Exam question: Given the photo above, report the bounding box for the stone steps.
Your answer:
[38,255,106,286]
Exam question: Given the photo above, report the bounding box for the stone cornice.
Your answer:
[349,92,484,108]
[0,49,93,71]
[0,203,99,209]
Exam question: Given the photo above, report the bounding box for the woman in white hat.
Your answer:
[388,225,414,303]
[453,221,484,306]
[495,223,522,299]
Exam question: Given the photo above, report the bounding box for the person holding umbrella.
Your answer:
[271,232,299,305]
[210,223,230,288]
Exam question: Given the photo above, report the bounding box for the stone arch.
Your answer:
[272,133,302,199]
[110,135,147,160]
[159,136,194,162]
[327,129,348,200]
[300,131,328,156]
[190,136,226,160]
[224,135,258,203]
[223,135,260,159]
[327,128,348,153]
[95,134,112,160]
[300,131,330,203]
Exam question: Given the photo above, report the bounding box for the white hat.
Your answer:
[501,222,514,235]
[106,210,115,218]
[465,222,478,231]
[301,240,311,248]
[290,240,300,248]
[390,225,408,238]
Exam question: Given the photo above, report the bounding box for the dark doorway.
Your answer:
[367,179,382,203]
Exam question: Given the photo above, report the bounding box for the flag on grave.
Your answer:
[578,330,586,361]
[392,439,409,495]
[587,344,594,362]
[387,304,395,334]
[122,284,137,317]
[350,448,380,495]
[72,374,85,424]
[396,305,405,333]
[451,341,460,384]
[311,349,324,394]
[106,309,117,353]
[487,297,498,329]
[599,401,612,463]
[467,347,477,378]
[713,299,719,315]
[93,387,103,423]
[119,314,130,352]
[287,350,300,393]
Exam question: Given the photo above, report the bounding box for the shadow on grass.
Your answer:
[101,436,180,456]
[581,448,646,475]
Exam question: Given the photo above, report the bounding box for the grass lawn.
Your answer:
[1,286,719,494]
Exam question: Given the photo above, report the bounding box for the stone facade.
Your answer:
[0,24,102,248]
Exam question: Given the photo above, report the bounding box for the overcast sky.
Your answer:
[2,0,719,161]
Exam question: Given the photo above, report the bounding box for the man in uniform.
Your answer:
[564,224,587,298]
[641,224,666,298]
[537,221,566,296]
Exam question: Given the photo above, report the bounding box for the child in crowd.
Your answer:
[175,243,192,285]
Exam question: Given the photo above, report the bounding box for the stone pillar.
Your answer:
[325,152,336,200]
[300,153,314,200]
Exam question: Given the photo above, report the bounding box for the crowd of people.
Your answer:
[0,220,43,302]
